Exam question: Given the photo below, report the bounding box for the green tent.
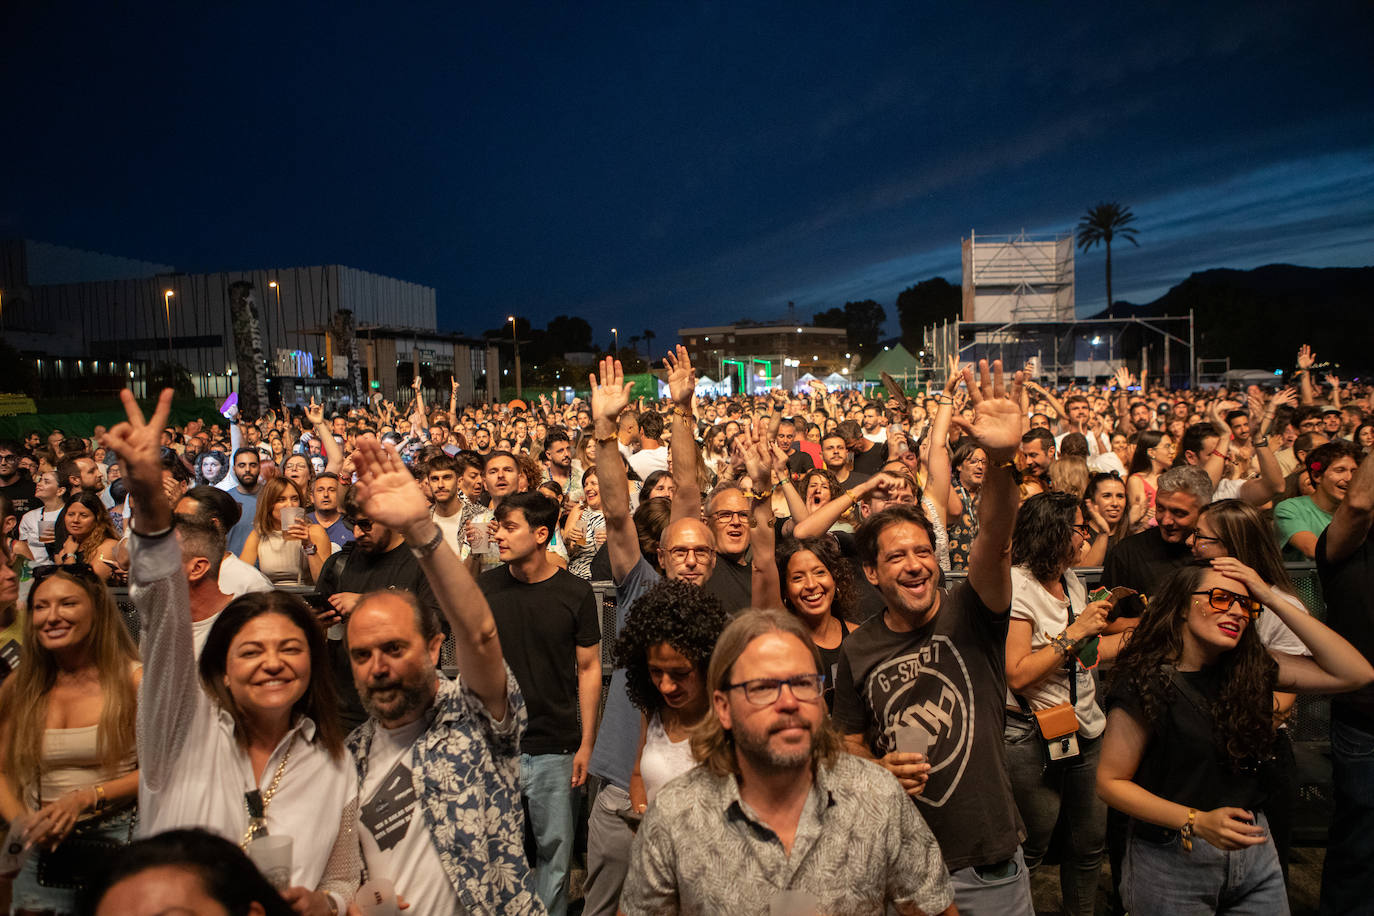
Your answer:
[855,344,919,381]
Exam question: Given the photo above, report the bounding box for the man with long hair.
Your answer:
[621,609,953,915]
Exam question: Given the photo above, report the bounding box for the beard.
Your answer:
[359,665,435,726]
[732,715,814,771]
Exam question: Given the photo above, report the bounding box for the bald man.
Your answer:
[581,358,729,915]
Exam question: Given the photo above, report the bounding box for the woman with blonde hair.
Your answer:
[240,478,331,585]
[0,564,141,913]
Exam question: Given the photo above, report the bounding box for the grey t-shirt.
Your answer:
[587,557,661,789]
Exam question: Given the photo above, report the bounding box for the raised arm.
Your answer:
[590,357,642,583]
[448,376,461,430]
[1112,367,1134,435]
[663,346,702,522]
[792,474,879,539]
[1326,373,1342,409]
[350,437,508,717]
[305,397,345,474]
[1211,557,1374,693]
[1235,439,1283,506]
[739,424,781,610]
[951,360,1024,611]
[1296,345,1315,406]
[925,370,961,528]
[101,389,198,787]
[1323,446,1374,564]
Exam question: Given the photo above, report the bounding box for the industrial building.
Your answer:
[0,239,499,405]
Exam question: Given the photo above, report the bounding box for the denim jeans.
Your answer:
[521,752,577,916]
[12,806,137,915]
[1004,714,1106,916]
[1123,813,1287,915]
[948,846,1034,916]
[1319,717,1374,916]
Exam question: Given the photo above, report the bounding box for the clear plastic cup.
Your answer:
[246,835,293,890]
[354,877,400,916]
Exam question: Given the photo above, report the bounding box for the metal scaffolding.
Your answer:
[922,310,1197,390]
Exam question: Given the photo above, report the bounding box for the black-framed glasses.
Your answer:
[665,545,714,563]
[1192,588,1263,618]
[726,673,826,706]
[0,454,17,462]
[351,518,376,532]
[1187,531,1223,546]
[711,510,750,525]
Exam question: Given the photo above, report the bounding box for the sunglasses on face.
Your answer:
[1192,588,1263,618]
[351,518,376,532]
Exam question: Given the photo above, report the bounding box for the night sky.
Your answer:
[5,2,1372,346]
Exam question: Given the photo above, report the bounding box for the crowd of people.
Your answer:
[0,341,1370,915]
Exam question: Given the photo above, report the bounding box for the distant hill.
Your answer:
[1092,264,1374,372]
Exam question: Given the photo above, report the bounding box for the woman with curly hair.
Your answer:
[775,536,855,709]
[613,579,728,817]
[1097,561,1372,915]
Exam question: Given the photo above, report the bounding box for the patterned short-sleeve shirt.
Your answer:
[621,753,953,916]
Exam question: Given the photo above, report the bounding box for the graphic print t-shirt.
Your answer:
[832,582,1024,871]
[359,715,456,913]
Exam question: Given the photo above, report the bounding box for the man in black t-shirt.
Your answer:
[480,491,600,916]
[0,441,38,518]
[1315,448,1374,915]
[314,488,441,731]
[832,361,1034,915]
[839,419,886,477]
[1101,466,1213,610]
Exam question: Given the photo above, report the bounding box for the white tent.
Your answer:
[823,372,850,390]
[695,374,728,398]
[792,372,818,393]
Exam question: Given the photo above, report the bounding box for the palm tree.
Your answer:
[1076,202,1139,318]
[643,328,656,356]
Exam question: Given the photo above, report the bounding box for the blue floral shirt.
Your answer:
[347,669,545,915]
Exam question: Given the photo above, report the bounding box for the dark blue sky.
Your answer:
[5,2,1372,345]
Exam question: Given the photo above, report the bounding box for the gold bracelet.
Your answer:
[1180,807,1197,851]
[93,783,106,813]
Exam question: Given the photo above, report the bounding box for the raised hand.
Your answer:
[663,345,696,408]
[101,390,176,531]
[305,396,325,427]
[1270,387,1298,410]
[950,360,1025,459]
[1325,372,1341,390]
[1113,366,1135,390]
[589,356,635,425]
[349,439,431,538]
[1297,345,1314,370]
[451,375,460,394]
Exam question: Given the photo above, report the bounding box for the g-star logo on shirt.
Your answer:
[867,635,974,808]
[360,759,417,852]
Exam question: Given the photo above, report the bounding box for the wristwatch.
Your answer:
[1252,436,1269,448]
[302,542,318,556]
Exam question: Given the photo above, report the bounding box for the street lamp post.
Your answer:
[612,327,619,354]
[509,315,522,400]
[162,289,175,362]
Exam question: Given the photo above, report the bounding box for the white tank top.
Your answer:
[640,712,696,804]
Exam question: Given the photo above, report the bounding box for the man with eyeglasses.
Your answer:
[0,441,37,518]
[581,355,730,916]
[622,609,954,916]
[312,485,441,731]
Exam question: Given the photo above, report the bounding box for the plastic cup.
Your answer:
[354,878,400,916]
[246,835,293,890]
[39,520,55,542]
[280,506,305,532]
